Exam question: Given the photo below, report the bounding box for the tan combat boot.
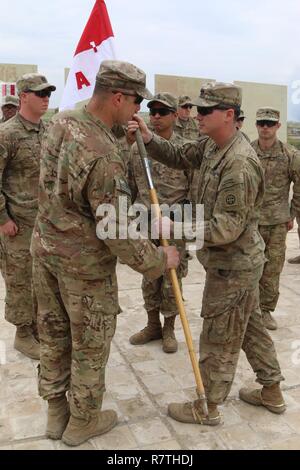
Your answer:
[129,309,162,345]
[46,396,70,440]
[162,315,178,353]
[62,410,118,446]
[14,325,40,360]
[168,399,221,426]
[262,311,277,330]
[239,383,286,414]
[288,255,300,264]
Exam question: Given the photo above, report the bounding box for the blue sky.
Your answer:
[0,0,299,119]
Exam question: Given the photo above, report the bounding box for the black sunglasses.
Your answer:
[196,105,231,116]
[134,95,144,105]
[256,120,277,128]
[112,90,143,105]
[127,93,143,105]
[181,104,193,110]
[149,108,173,117]
[29,89,52,98]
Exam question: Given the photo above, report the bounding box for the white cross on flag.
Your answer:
[60,0,116,111]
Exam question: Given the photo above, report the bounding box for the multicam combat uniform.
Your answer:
[31,106,167,420]
[144,130,283,405]
[112,124,131,172]
[0,112,45,328]
[174,116,200,211]
[174,116,199,140]
[241,131,250,143]
[128,132,190,319]
[251,138,300,316]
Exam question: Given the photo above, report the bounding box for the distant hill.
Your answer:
[287,122,300,149]
[288,121,300,128]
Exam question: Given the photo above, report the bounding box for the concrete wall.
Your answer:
[155,74,287,142]
[234,80,287,142]
[155,74,214,118]
[0,64,38,118]
[0,63,37,82]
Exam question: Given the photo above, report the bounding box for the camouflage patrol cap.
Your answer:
[256,107,280,122]
[96,60,152,100]
[194,82,242,108]
[16,73,56,94]
[147,92,177,111]
[238,109,245,119]
[178,95,193,107]
[1,95,19,108]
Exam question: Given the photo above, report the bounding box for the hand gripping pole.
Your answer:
[135,129,208,415]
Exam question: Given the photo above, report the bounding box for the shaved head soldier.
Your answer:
[31,60,179,446]
[128,82,285,426]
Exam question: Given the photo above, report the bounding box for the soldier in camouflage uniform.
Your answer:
[174,95,199,140]
[0,95,19,123]
[0,74,55,360]
[31,60,179,446]
[128,92,191,354]
[236,109,250,142]
[174,95,200,245]
[111,124,134,269]
[112,124,132,170]
[0,96,19,272]
[129,82,285,426]
[252,108,300,330]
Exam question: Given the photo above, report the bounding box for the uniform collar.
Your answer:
[205,132,239,169]
[152,130,177,143]
[177,117,191,127]
[254,138,282,157]
[83,106,116,143]
[169,131,180,143]
[16,112,44,132]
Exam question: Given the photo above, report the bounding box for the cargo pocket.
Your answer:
[202,282,246,345]
[82,276,118,348]
[208,370,235,403]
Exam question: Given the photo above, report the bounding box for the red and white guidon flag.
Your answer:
[60,0,116,111]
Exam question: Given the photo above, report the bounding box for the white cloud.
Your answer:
[0,0,299,117]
